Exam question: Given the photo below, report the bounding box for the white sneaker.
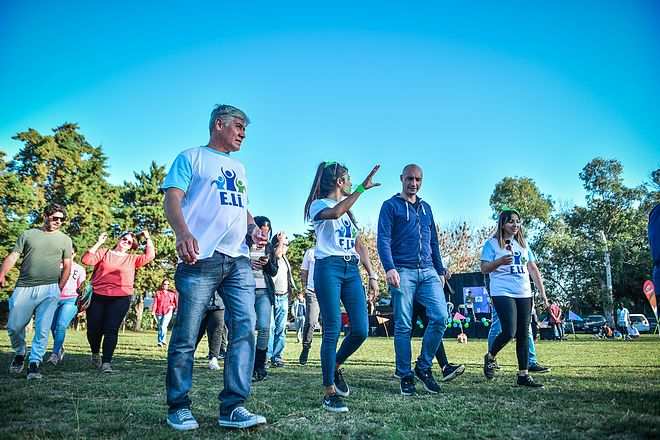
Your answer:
[47,352,60,366]
[209,357,221,370]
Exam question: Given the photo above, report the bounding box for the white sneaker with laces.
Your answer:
[218,406,267,429]
[208,357,221,370]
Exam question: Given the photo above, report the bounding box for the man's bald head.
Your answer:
[400,164,423,200]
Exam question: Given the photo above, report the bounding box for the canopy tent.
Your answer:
[568,311,583,321]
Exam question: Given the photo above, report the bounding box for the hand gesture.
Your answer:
[251,256,268,270]
[497,255,513,266]
[368,278,379,299]
[361,165,381,190]
[176,229,200,264]
[386,268,400,288]
[97,232,108,245]
[141,229,151,240]
[251,226,268,248]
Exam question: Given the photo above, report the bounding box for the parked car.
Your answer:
[582,314,607,333]
[629,314,650,332]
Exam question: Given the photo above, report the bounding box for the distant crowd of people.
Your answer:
[2,103,658,431]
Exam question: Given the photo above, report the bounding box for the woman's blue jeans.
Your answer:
[50,297,78,354]
[254,289,272,351]
[314,256,368,387]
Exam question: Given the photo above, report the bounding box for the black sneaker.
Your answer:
[528,363,551,373]
[270,358,285,368]
[494,360,501,370]
[322,394,348,413]
[27,362,42,380]
[392,370,402,379]
[414,365,440,394]
[252,368,268,382]
[483,354,497,380]
[334,368,350,397]
[218,351,226,361]
[9,354,25,374]
[299,346,310,365]
[516,374,544,388]
[441,363,465,382]
[400,375,416,396]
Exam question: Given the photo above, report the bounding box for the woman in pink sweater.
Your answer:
[82,230,155,372]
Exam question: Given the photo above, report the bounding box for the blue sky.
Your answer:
[1,1,659,235]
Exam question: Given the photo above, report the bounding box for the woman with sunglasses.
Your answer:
[82,230,155,372]
[303,161,380,413]
[480,209,548,387]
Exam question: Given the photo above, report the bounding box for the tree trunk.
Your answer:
[133,296,144,331]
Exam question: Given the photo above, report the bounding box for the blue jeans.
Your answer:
[166,252,256,414]
[295,316,305,342]
[157,311,173,345]
[7,283,60,364]
[391,268,448,377]
[487,306,537,365]
[314,256,368,387]
[254,289,272,351]
[268,294,288,361]
[51,297,78,354]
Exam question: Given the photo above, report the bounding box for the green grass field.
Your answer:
[1,330,659,439]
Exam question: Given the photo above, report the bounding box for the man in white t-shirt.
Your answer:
[298,244,319,365]
[162,104,267,431]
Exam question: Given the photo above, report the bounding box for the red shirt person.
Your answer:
[152,280,178,347]
[82,230,155,371]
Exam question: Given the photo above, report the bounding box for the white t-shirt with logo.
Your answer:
[480,237,535,298]
[309,198,359,260]
[162,146,249,259]
[301,248,316,291]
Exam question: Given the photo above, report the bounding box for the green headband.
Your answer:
[324,161,338,167]
[500,206,521,216]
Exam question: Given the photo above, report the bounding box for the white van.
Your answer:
[629,314,650,332]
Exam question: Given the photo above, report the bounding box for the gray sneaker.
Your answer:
[91,353,102,369]
[9,355,25,374]
[218,406,267,429]
[166,408,199,431]
[101,362,113,373]
[27,362,42,380]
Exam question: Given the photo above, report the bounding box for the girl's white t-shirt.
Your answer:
[309,198,360,260]
[481,237,535,298]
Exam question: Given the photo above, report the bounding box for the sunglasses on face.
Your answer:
[120,237,134,244]
[504,239,512,252]
[49,215,65,223]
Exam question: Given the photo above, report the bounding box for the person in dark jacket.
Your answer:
[250,216,278,381]
[195,290,228,370]
[377,164,448,396]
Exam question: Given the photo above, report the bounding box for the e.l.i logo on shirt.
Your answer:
[509,251,527,274]
[336,218,357,251]
[212,167,246,208]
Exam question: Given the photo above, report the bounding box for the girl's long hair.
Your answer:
[494,210,527,249]
[304,161,357,225]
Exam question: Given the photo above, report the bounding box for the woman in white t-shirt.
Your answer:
[303,161,380,413]
[480,209,549,388]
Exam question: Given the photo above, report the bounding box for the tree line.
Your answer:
[1,124,657,325]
